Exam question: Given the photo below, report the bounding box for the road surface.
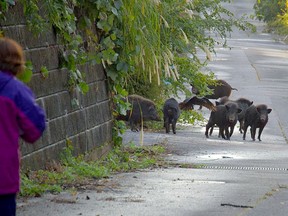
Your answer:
[18,1,288,215]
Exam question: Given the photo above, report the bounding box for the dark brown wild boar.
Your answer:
[163,96,215,134]
[218,96,253,133]
[243,104,272,141]
[205,102,242,140]
[163,98,180,134]
[116,94,161,132]
[192,80,237,109]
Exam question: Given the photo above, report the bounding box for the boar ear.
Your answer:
[237,108,242,114]
[250,101,253,106]
[267,108,272,114]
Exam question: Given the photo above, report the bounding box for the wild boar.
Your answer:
[218,96,253,133]
[163,98,180,134]
[205,102,242,140]
[243,104,272,141]
[192,79,237,109]
[163,96,216,134]
[116,94,161,131]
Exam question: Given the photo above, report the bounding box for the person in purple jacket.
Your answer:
[0,37,46,215]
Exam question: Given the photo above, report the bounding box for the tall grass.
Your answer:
[122,0,165,85]
[120,0,253,99]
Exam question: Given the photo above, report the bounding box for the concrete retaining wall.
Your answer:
[0,3,113,170]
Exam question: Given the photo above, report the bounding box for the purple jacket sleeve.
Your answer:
[16,84,46,143]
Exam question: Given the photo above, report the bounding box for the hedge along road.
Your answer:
[18,1,288,216]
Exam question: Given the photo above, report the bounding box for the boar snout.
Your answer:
[228,116,236,123]
[260,115,267,123]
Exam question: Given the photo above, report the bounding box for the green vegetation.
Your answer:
[20,143,166,197]
[178,110,205,125]
[0,0,254,143]
[0,0,13,20]
[254,0,288,39]
[119,0,254,100]
[169,163,206,169]
[1,1,255,188]
[0,0,254,101]
[112,0,253,138]
[254,0,284,22]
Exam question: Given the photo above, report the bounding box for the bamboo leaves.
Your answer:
[120,0,253,99]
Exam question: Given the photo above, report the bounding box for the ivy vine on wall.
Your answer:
[0,0,126,145]
[1,0,124,94]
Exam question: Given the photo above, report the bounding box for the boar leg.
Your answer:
[209,126,214,136]
[209,125,221,137]
[219,127,226,139]
[224,127,230,140]
[209,125,221,138]
[205,126,210,138]
[205,122,213,138]
[258,126,264,141]
[164,117,170,134]
[251,125,256,141]
[229,125,235,137]
[172,119,176,134]
[130,120,139,132]
[239,120,244,133]
[243,124,249,140]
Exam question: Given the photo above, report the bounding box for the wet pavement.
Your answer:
[17,0,288,215]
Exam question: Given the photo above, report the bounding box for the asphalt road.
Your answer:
[17,1,288,216]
